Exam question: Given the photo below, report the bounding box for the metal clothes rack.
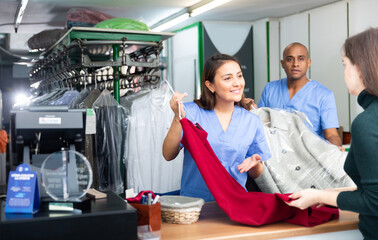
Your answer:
[29,27,175,103]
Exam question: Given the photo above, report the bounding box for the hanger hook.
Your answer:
[93,69,98,89]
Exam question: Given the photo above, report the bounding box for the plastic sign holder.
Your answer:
[5,163,40,214]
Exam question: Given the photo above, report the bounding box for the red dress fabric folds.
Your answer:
[180,118,338,227]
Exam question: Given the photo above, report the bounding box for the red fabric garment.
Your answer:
[180,118,338,227]
[126,191,156,203]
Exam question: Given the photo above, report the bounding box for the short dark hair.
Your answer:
[194,53,250,110]
[344,27,378,97]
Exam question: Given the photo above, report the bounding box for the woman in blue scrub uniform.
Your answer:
[163,53,271,201]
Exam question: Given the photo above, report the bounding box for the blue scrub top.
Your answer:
[258,78,339,137]
[180,102,271,202]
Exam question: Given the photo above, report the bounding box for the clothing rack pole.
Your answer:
[113,44,121,103]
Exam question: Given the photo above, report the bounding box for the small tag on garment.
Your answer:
[125,188,135,199]
[85,108,96,134]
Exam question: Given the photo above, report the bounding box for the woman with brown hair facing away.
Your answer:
[287,28,378,240]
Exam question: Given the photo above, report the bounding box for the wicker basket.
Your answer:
[159,196,204,224]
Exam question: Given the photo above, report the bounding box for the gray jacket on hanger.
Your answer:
[253,107,355,194]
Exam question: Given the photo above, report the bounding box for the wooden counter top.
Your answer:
[161,202,358,240]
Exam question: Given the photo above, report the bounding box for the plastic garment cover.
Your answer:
[93,89,126,194]
[95,18,149,31]
[252,107,355,194]
[79,88,102,189]
[123,83,183,194]
[120,89,152,111]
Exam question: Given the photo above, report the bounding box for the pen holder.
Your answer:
[130,202,161,232]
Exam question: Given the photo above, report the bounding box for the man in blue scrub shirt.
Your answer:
[257,42,342,147]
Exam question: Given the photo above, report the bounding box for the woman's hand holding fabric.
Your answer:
[286,189,322,210]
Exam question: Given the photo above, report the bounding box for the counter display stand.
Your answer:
[0,191,137,240]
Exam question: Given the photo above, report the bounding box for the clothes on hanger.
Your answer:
[78,87,103,189]
[49,90,79,106]
[119,87,150,190]
[120,88,152,111]
[93,89,126,194]
[26,77,177,196]
[80,88,102,109]
[252,107,355,194]
[70,88,90,109]
[30,89,66,106]
[124,83,183,194]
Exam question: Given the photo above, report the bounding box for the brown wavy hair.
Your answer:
[194,53,251,110]
[344,27,378,97]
